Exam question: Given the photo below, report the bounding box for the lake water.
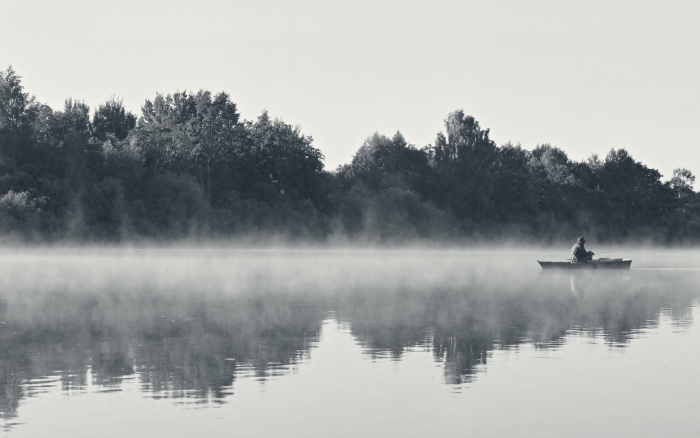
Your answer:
[0,248,699,437]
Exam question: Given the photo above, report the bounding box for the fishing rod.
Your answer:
[595,250,618,254]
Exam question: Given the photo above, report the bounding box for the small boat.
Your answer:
[538,258,632,270]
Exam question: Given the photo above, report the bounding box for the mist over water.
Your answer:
[0,247,699,437]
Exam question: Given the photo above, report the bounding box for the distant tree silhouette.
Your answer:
[1,65,699,243]
[670,168,695,199]
[430,111,497,223]
[92,98,137,141]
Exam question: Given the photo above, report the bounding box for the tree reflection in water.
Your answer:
[0,260,697,419]
[335,270,697,384]
[0,288,325,420]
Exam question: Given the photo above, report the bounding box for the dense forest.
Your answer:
[1,66,698,244]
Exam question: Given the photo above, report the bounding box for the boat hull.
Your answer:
[538,259,632,270]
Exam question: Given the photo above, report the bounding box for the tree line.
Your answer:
[1,66,698,244]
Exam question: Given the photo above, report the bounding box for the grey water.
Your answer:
[0,248,699,437]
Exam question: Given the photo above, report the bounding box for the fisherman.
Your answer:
[571,236,595,263]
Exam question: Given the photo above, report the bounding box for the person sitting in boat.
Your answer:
[571,237,595,263]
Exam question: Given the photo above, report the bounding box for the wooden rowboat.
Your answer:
[538,258,632,270]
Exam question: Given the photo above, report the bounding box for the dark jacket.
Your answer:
[571,242,593,263]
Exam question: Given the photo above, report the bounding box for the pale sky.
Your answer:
[2,0,698,179]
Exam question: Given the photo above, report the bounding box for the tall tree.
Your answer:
[135,90,240,203]
[92,98,137,141]
[528,144,578,185]
[137,91,198,172]
[0,67,39,164]
[491,143,533,221]
[348,131,432,196]
[183,91,239,202]
[430,110,497,221]
[46,99,100,188]
[670,168,695,199]
[598,148,673,228]
[240,111,326,205]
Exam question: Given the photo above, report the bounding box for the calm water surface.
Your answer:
[0,248,699,437]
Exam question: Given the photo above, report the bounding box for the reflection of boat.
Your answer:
[538,258,632,270]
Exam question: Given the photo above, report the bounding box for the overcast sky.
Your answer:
[2,0,698,179]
